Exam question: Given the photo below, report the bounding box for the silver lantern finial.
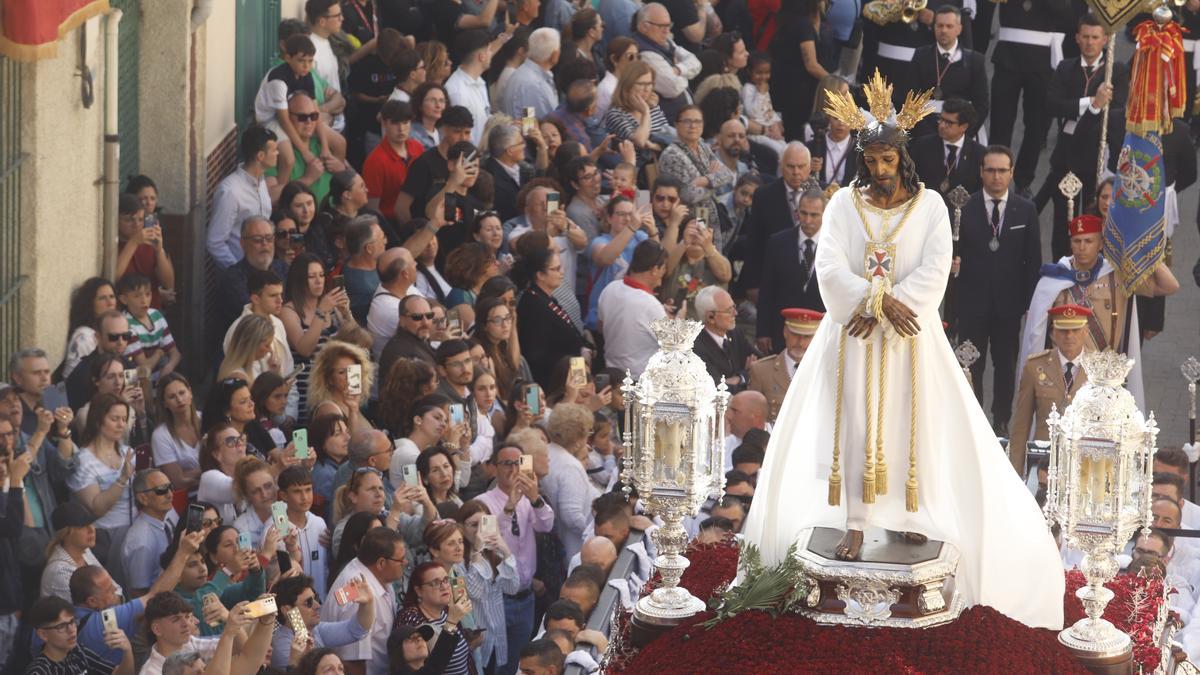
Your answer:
[1044,351,1156,659]
[623,318,729,631]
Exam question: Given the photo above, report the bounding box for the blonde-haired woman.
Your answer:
[539,402,596,563]
[307,340,375,434]
[218,315,280,385]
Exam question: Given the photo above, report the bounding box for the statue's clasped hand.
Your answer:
[881,294,920,337]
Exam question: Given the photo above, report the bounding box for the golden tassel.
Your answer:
[875,334,888,494]
[829,330,848,506]
[906,337,919,512]
[862,340,876,504]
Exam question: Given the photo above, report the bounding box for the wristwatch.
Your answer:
[530,496,546,509]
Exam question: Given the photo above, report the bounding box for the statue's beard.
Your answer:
[870,174,898,197]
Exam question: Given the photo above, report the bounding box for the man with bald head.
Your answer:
[367,246,421,359]
[714,118,752,179]
[737,142,815,293]
[215,216,290,338]
[579,536,618,577]
[634,2,701,120]
[269,92,344,205]
[723,390,770,471]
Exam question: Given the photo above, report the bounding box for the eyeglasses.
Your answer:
[677,118,704,126]
[141,484,174,496]
[487,315,513,325]
[497,459,521,467]
[324,10,343,19]
[937,117,965,126]
[202,517,222,528]
[422,576,452,588]
[578,171,600,181]
[407,312,435,321]
[40,619,78,633]
[243,234,273,246]
[300,596,319,608]
[290,112,320,123]
[276,231,305,244]
[107,332,135,342]
[354,467,384,477]
[644,20,672,28]
[221,377,248,389]
[387,555,408,565]
[221,434,248,448]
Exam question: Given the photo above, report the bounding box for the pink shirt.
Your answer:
[474,487,555,590]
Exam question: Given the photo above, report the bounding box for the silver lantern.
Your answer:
[1044,351,1157,658]
[621,318,729,628]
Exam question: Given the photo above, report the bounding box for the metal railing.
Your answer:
[0,56,26,370]
[565,530,646,675]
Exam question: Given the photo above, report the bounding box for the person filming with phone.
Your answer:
[474,443,554,670]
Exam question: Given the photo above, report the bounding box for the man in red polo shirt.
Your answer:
[364,100,424,223]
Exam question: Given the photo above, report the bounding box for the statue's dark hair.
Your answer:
[853,140,922,197]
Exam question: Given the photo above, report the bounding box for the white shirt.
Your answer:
[444,67,491,145]
[139,636,221,675]
[783,351,799,378]
[597,280,666,379]
[322,558,396,675]
[288,511,330,598]
[151,423,201,473]
[310,33,345,131]
[824,134,851,185]
[937,42,961,64]
[723,422,774,471]
[223,307,295,380]
[367,286,412,360]
[983,190,1008,235]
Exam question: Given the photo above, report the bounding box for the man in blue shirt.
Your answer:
[31,529,203,669]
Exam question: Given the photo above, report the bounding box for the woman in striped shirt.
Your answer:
[602,61,674,174]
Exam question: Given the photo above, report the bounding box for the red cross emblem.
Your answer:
[868,248,892,278]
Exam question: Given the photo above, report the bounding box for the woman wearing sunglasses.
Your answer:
[197,421,250,525]
[200,376,280,460]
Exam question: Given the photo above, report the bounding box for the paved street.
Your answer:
[968,31,1200,448]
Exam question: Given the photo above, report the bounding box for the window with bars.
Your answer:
[0,56,26,371]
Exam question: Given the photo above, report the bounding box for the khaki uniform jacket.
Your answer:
[1009,348,1087,475]
[747,353,793,422]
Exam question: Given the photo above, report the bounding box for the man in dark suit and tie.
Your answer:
[484,123,530,222]
[692,286,757,391]
[736,142,814,294]
[954,146,1042,436]
[911,7,989,139]
[755,189,826,353]
[910,98,985,199]
[1039,13,1129,260]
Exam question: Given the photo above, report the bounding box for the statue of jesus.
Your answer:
[740,72,1065,630]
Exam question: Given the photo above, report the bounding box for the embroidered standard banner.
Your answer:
[1104,131,1165,295]
[0,0,110,62]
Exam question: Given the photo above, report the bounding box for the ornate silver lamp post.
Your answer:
[621,318,729,636]
[1044,351,1156,662]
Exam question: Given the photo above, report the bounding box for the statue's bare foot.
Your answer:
[835,529,864,560]
[902,531,928,545]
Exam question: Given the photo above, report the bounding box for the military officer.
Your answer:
[747,308,822,421]
[1009,304,1091,476]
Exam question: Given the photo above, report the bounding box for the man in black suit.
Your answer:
[484,123,529,222]
[692,286,757,391]
[1040,13,1129,260]
[736,142,813,293]
[989,0,1084,194]
[954,146,1042,436]
[861,1,973,107]
[911,7,989,139]
[910,98,986,200]
[755,189,826,353]
[808,117,856,190]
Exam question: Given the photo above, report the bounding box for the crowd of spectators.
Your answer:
[10,0,1200,672]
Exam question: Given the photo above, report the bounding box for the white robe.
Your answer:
[741,185,1065,630]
